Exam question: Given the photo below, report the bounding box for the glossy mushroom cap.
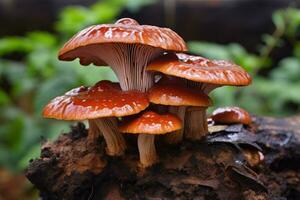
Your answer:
[58,18,187,65]
[211,106,252,125]
[42,80,149,120]
[119,111,182,134]
[147,53,252,86]
[148,78,212,107]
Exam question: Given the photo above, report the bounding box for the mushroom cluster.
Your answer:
[43,18,252,168]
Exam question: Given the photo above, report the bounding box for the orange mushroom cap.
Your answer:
[148,78,212,107]
[147,53,252,86]
[58,18,187,65]
[119,111,182,134]
[211,106,252,125]
[42,80,149,120]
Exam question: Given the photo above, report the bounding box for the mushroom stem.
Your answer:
[93,44,162,91]
[185,107,208,140]
[94,118,126,156]
[187,81,218,94]
[165,106,186,144]
[183,81,214,140]
[138,134,157,167]
[87,120,100,143]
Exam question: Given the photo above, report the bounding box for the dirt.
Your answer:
[26,116,300,200]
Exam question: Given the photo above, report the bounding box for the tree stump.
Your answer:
[26,116,300,200]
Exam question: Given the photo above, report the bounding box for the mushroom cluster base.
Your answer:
[26,116,300,200]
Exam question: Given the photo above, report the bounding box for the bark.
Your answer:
[25,116,300,200]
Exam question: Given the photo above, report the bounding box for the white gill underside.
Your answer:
[97,44,163,92]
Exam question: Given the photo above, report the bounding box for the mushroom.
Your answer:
[148,77,212,144]
[58,18,187,92]
[147,53,251,140]
[242,148,264,167]
[43,80,149,156]
[119,111,182,167]
[211,106,252,125]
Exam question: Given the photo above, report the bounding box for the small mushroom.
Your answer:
[148,77,212,144]
[58,18,187,92]
[211,106,252,125]
[119,111,182,167]
[242,148,264,167]
[147,53,251,140]
[43,80,149,156]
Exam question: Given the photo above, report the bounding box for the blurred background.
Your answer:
[0,0,300,199]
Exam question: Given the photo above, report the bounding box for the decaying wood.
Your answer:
[25,116,300,200]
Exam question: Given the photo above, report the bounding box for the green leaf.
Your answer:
[227,43,264,73]
[125,0,157,12]
[34,75,78,114]
[0,31,56,57]
[0,37,32,56]
[1,62,36,99]
[262,34,277,47]
[270,57,300,82]
[0,115,24,151]
[272,10,285,31]
[285,8,300,37]
[0,60,25,80]
[92,2,122,23]
[0,90,10,105]
[75,65,118,85]
[27,49,54,77]
[17,144,41,170]
[47,121,73,140]
[188,41,231,60]
[293,42,300,59]
[27,31,57,49]
[11,75,36,98]
[210,87,237,108]
[55,6,94,36]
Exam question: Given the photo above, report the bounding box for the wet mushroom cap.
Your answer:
[148,80,212,106]
[58,18,187,65]
[119,111,182,134]
[42,80,149,120]
[211,106,252,125]
[147,53,252,86]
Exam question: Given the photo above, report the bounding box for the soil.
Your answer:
[26,116,300,200]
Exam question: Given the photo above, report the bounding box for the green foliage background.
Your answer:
[0,0,299,172]
[189,8,300,116]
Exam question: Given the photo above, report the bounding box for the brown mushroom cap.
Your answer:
[211,106,252,125]
[148,78,212,107]
[42,80,149,120]
[58,18,187,65]
[147,53,252,86]
[119,111,182,134]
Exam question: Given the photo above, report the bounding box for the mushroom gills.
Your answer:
[87,43,163,92]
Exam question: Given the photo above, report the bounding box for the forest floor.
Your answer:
[26,116,300,200]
